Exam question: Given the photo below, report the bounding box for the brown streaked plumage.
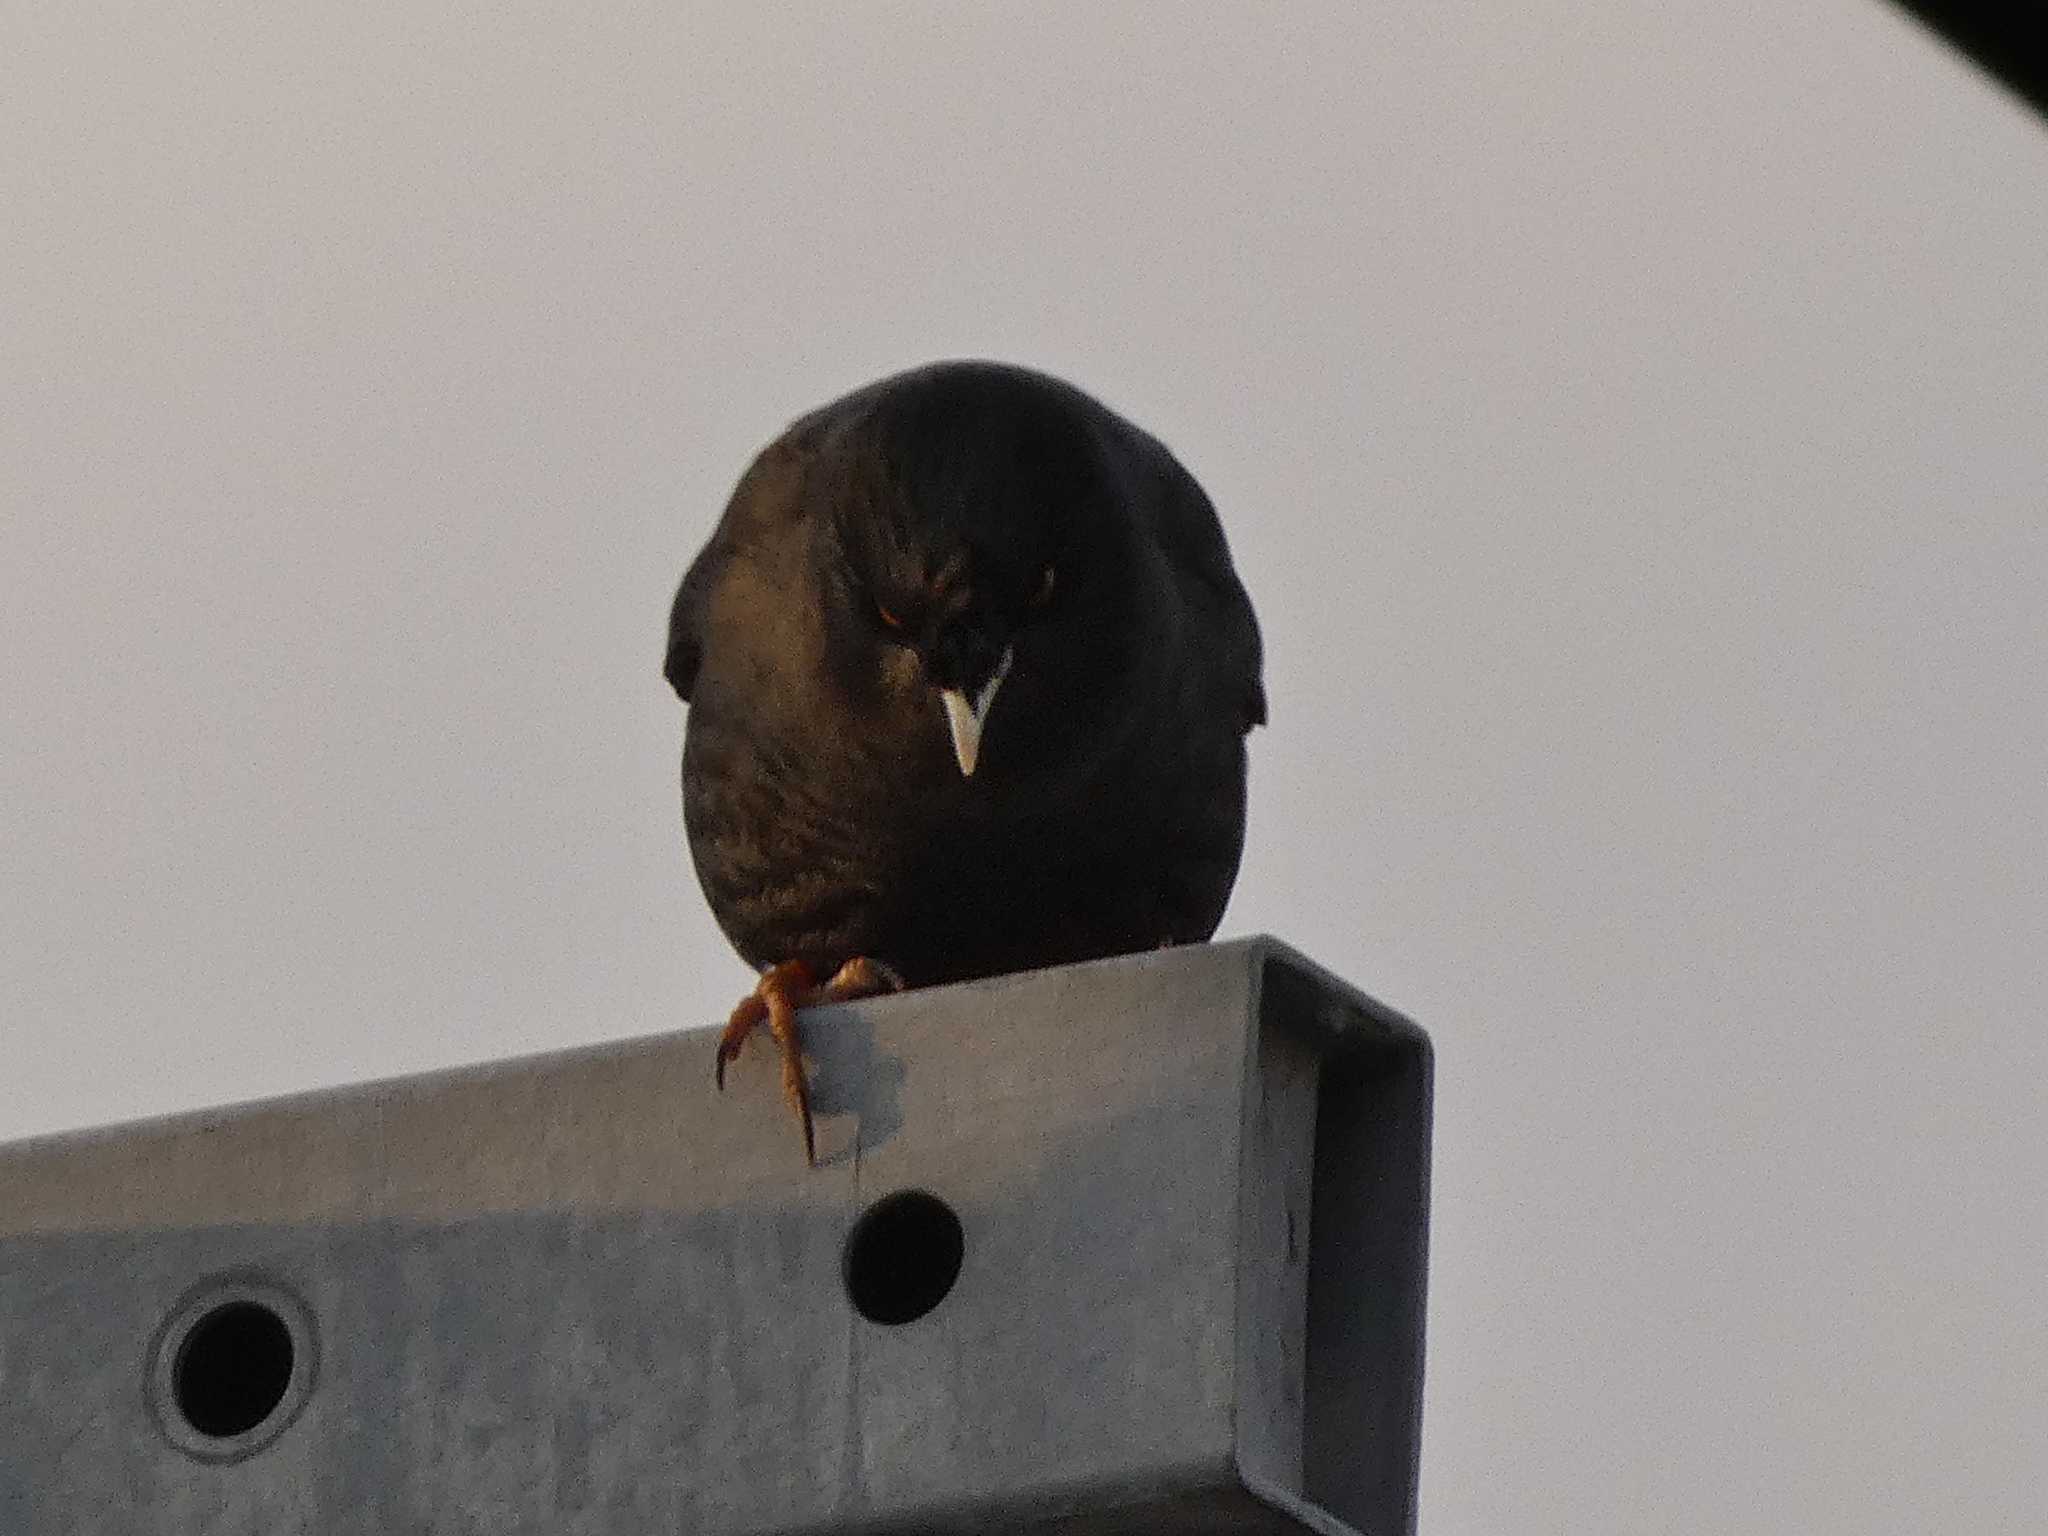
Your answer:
[667,360,1265,1161]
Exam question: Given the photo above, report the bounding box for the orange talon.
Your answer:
[711,956,906,1166]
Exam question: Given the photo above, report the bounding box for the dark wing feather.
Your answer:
[1144,442,1267,732]
[664,542,723,701]
[665,435,816,702]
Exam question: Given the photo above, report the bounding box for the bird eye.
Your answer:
[1030,565,1056,608]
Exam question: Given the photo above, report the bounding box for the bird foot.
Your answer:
[713,957,905,1165]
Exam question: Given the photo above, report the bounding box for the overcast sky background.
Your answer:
[5,4,2045,1532]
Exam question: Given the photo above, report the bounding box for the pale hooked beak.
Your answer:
[938,645,1014,777]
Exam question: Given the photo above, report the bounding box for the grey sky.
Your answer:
[5,4,2044,1532]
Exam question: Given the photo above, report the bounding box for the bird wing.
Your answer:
[1143,442,1268,732]
[666,437,816,702]
[664,532,730,702]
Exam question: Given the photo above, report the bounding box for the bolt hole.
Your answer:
[842,1189,965,1325]
[172,1301,296,1438]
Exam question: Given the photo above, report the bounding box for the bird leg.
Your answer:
[713,957,905,1165]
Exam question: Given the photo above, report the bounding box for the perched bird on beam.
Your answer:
[665,361,1265,1162]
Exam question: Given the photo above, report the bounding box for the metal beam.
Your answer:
[0,938,1431,1535]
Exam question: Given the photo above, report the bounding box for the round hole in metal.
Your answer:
[173,1301,294,1437]
[148,1276,316,1462]
[841,1189,965,1325]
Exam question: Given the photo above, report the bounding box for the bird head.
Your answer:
[867,551,1056,776]
[821,362,1136,781]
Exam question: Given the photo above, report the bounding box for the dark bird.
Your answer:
[666,361,1265,1161]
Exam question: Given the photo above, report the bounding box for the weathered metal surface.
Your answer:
[0,937,1429,1535]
